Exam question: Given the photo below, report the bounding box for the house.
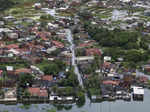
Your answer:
[36,32,51,41]
[0,70,3,76]
[139,76,149,84]
[102,80,120,86]
[3,16,16,22]
[0,21,4,26]
[7,33,19,39]
[27,87,48,99]
[32,75,55,88]
[86,48,101,56]
[41,75,53,81]
[46,46,57,54]
[52,40,64,48]
[34,3,42,9]
[103,62,111,69]
[104,56,111,62]
[132,86,144,101]
[6,66,14,71]
[5,44,19,50]
[143,65,150,72]
[76,56,94,62]
[3,88,17,102]
[78,42,93,48]
[15,68,32,75]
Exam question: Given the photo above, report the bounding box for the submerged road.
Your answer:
[65,29,84,88]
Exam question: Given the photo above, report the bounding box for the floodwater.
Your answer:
[0,89,150,112]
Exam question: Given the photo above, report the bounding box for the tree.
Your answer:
[76,91,85,107]
[0,0,14,11]
[18,73,34,88]
[52,86,58,93]
[23,89,31,98]
[125,50,142,62]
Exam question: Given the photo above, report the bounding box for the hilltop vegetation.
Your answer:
[0,0,14,11]
[84,21,150,68]
[0,0,37,11]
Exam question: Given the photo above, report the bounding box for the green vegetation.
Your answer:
[46,108,56,112]
[51,86,76,96]
[0,0,14,11]
[36,59,66,75]
[59,70,79,87]
[40,14,54,21]
[148,80,150,85]
[0,0,37,11]
[19,104,31,110]
[76,91,85,107]
[84,21,150,68]
[18,73,34,88]
[3,110,9,112]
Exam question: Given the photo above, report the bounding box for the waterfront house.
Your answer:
[3,88,17,101]
[132,86,144,101]
[27,87,48,100]
[32,75,56,88]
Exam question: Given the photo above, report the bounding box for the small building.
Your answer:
[104,56,111,62]
[34,3,42,9]
[27,87,48,99]
[15,68,32,75]
[132,86,144,101]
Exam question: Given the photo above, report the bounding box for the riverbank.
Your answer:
[0,89,149,112]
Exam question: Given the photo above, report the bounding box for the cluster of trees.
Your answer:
[40,14,54,21]
[84,74,101,89]
[85,23,142,49]
[18,73,34,88]
[0,0,14,11]
[39,59,66,75]
[52,86,75,96]
[58,68,79,87]
[78,11,93,20]
[84,21,150,67]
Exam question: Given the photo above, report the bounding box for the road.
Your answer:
[65,29,84,88]
[45,8,84,88]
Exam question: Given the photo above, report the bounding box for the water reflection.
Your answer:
[0,89,150,112]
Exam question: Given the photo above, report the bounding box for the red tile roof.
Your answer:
[103,80,120,85]
[28,88,48,97]
[79,42,92,48]
[36,32,51,41]
[86,48,101,56]
[15,68,31,74]
[0,70,3,75]
[139,76,149,83]
[103,62,111,69]
[5,44,19,50]
[52,40,64,48]
[41,75,53,81]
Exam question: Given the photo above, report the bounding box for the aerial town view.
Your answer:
[0,0,150,112]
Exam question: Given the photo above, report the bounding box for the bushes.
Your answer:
[0,0,14,11]
[40,14,54,21]
[76,91,85,107]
